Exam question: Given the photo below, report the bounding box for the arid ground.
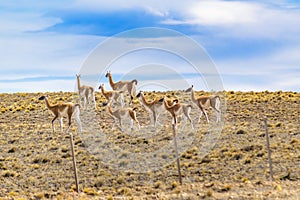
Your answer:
[0,91,299,199]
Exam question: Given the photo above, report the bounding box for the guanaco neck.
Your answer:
[77,76,81,91]
[107,103,114,116]
[100,85,106,94]
[139,93,152,106]
[191,88,197,103]
[163,99,172,110]
[164,99,181,112]
[128,109,136,121]
[107,73,115,88]
[44,97,53,109]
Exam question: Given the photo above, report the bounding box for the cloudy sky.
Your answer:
[0,0,299,92]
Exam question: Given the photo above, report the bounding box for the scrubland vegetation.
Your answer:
[0,91,299,199]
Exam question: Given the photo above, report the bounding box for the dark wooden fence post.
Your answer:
[263,116,274,182]
[70,132,79,192]
[172,124,182,185]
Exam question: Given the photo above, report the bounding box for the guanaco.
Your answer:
[136,91,176,128]
[104,102,140,131]
[39,95,82,133]
[99,84,124,107]
[162,97,194,129]
[185,85,221,123]
[76,74,96,109]
[105,71,137,103]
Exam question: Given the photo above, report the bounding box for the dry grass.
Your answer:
[0,91,299,199]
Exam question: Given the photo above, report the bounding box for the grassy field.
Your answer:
[0,90,299,199]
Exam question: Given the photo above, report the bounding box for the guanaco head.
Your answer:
[74,103,81,109]
[76,74,80,79]
[38,95,47,101]
[185,85,194,92]
[136,91,143,98]
[105,71,111,78]
[159,97,178,106]
[132,79,138,85]
[158,97,164,103]
[98,84,104,90]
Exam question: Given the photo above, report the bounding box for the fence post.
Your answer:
[263,116,274,182]
[70,132,80,192]
[172,124,182,185]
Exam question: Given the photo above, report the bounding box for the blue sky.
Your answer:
[0,0,299,92]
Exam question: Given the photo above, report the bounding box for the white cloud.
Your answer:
[79,33,220,84]
[144,6,168,17]
[222,82,270,92]
[67,0,300,39]
[222,76,300,92]
[0,32,104,77]
[0,80,76,93]
[187,1,260,25]
[276,76,300,88]
[214,43,300,91]
[70,0,190,12]
[216,42,300,75]
[161,0,300,39]
[71,0,140,11]
[0,12,62,33]
[270,45,300,68]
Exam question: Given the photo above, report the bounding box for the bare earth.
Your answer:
[0,91,299,199]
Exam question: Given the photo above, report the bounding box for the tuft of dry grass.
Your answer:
[83,187,98,195]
